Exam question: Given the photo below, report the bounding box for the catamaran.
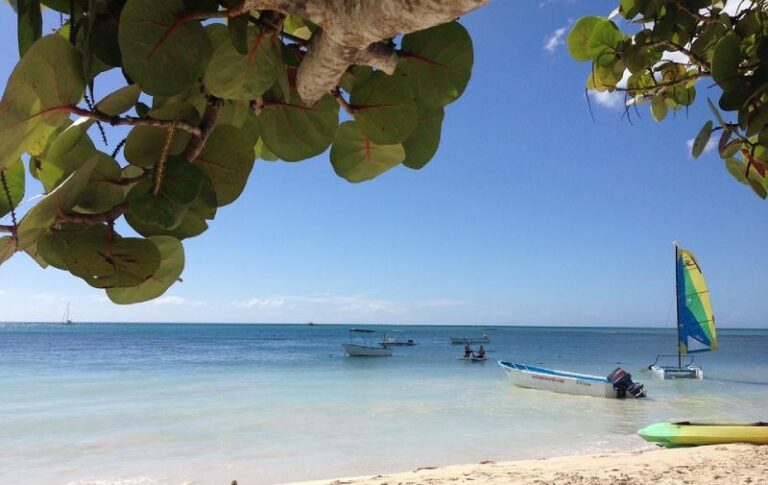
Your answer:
[62,303,73,325]
[649,244,717,379]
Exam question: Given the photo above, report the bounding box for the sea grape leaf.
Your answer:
[651,97,668,122]
[37,223,110,270]
[340,65,373,93]
[351,71,418,145]
[398,21,473,109]
[712,33,742,93]
[118,0,212,96]
[0,159,25,218]
[0,35,84,171]
[17,0,42,57]
[193,125,255,205]
[107,236,185,304]
[161,156,204,206]
[228,13,249,55]
[124,125,191,168]
[66,236,161,289]
[568,17,602,61]
[0,236,14,266]
[127,179,186,230]
[204,26,281,100]
[692,121,713,158]
[330,121,405,183]
[257,92,339,162]
[15,157,97,250]
[724,157,749,185]
[74,152,124,214]
[37,134,97,192]
[403,108,444,170]
[587,20,623,64]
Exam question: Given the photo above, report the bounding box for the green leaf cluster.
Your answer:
[0,2,476,302]
[571,3,768,199]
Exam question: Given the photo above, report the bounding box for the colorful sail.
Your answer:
[677,248,717,353]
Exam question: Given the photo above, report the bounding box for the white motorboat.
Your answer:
[498,361,646,399]
[381,337,416,346]
[343,343,393,357]
[450,334,489,344]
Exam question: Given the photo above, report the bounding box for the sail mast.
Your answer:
[674,244,681,368]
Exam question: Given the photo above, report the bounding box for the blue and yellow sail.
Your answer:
[677,248,717,354]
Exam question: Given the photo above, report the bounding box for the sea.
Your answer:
[1,323,766,485]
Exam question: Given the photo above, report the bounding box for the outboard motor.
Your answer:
[607,368,646,399]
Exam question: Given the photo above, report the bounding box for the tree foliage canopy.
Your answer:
[571,0,768,199]
[0,0,484,303]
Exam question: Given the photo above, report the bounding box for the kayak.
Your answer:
[457,356,487,362]
[638,422,768,447]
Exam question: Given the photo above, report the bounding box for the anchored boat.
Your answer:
[649,243,717,379]
[498,361,646,399]
[638,422,768,447]
[450,334,489,345]
[343,343,393,357]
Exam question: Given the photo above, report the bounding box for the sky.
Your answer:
[0,1,766,327]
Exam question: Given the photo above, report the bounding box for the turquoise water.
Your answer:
[1,324,766,484]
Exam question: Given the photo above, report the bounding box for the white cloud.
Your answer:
[543,27,568,54]
[237,297,286,309]
[233,294,402,315]
[417,298,470,308]
[722,0,754,16]
[686,137,717,157]
[592,91,626,110]
[151,295,205,306]
[0,289,5,296]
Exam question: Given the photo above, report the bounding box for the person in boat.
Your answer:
[463,343,473,358]
[476,345,486,359]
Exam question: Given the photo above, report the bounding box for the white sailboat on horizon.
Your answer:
[62,303,73,325]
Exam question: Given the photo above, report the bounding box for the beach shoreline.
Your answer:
[283,443,767,485]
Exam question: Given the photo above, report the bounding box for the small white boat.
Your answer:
[343,343,393,357]
[62,303,73,325]
[381,337,416,346]
[450,334,489,344]
[498,361,646,399]
[649,244,717,380]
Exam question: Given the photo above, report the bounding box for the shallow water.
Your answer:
[1,323,766,484]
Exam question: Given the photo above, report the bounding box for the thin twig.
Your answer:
[183,97,224,161]
[56,203,127,225]
[66,106,202,137]
[332,88,355,115]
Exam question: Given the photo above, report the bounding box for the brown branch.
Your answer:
[67,106,202,137]
[332,88,355,115]
[56,203,127,225]
[0,224,14,233]
[250,97,265,115]
[612,73,708,94]
[644,40,711,70]
[183,97,224,161]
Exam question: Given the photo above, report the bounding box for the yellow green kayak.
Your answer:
[638,422,768,447]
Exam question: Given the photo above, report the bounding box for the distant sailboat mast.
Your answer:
[63,303,72,325]
[675,243,682,369]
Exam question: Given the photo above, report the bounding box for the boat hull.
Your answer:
[638,422,768,447]
[649,364,703,379]
[498,361,621,398]
[343,344,392,357]
[450,337,489,344]
[457,356,487,362]
[382,339,416,346]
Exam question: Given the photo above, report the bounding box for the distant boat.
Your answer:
[381,337,416,346]
[498,361,646,399]
[350,328,376,333]
[649,244,717,379]
[450,334,489,344]
[343,344,393,357]
[62,303,73,325]
[638,422,768,447]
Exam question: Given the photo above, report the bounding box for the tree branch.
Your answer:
[68,106,202,137]
[56,203,127,225]
[183,97,224,161]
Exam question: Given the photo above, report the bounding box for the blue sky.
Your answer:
[0,1,766,326]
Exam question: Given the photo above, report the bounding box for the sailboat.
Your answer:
[62,303,73,325]
[649,244,717,379]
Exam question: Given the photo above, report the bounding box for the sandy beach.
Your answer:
[286,444,767,485]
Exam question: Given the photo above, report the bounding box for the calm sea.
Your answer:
[1,323,766,484]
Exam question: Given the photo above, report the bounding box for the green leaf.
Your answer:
[0,236,16,266]
[162,156,204,206]
[0,159,25,218]
[351,71,418,145]
[16,157,97,250]
[257,92,339,162]
[66,236,162,289]
[128,180,186,230]
[125,125,192,168]
[0,35,84,170]
[340,65,373,93]
[330,121,405,183]
[37,223,111,270]
[587,20,624,63]
[711,33,742,92]
[403,108,444,170]
[17,0,42,57]
[228,14,249,55]
[204,26,281,100]
[193,125,255,205]
[74,152,125,214]
[651,97,668,121]
[724,157,749,185]
[568,17,602,61]
[118,0,213,96]
[398,21,473,109]
[96,85,142,116]
[107,236,185,304]
[692,121,713,158]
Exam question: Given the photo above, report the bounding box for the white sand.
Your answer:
[284,444,767,485]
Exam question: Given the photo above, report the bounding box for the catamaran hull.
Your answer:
[498,361,622,398]
[343,344,393,357]
[638,422,768,447]
[649,364,703,379]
